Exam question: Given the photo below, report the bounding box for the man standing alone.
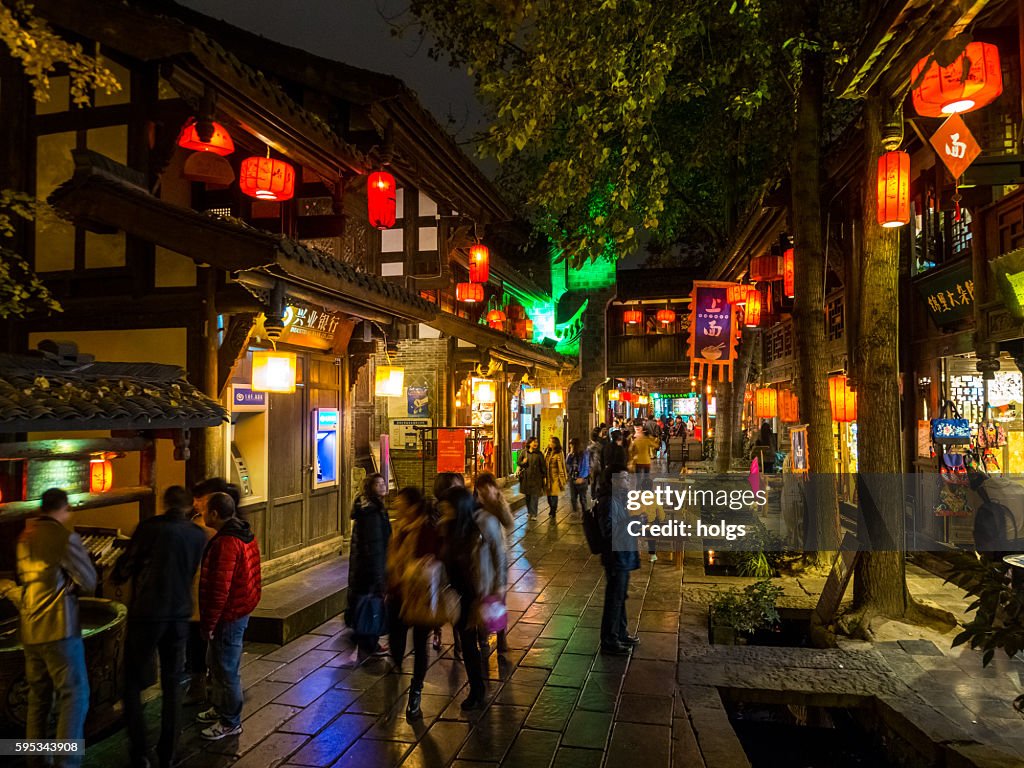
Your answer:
[112,486,208,768]
[15,488,97,767]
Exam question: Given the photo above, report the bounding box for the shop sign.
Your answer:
[274,304,343,349]
[437,428,466,472]
[790,425,808,474]
[688,281,738,382]
[929,114,980,180]
[914,261,974,325]
[232,386,267,411]
[390,418,430,450]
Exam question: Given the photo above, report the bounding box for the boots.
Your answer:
[406,686,422,719]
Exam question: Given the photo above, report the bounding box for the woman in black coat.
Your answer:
[348,473,391,654]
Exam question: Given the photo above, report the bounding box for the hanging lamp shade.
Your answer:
[783,248,795,299]
[513,318,534,340]
[239,156,295,201]
[375,365,405,397]
[623,309,643,325]
[608,389,621,401]
[779,389,800,422]
[474,380,496,404]
[252,350,297,393]
[754,388,777,419]
[911,42,1002,117]
[877,151,911,228]
[547,388,564,405]
[828,375,857,422]
[367,171,397,229]
[456,282,484,303]
[177,118,234,156]
[89,458,113,493]
[486,309,507,330]
[727,284,750,305]
[750,255,782,282]
[469,244,490,283]
[656,308,676,325]
[744,288,763,328]
[523,387,542,405]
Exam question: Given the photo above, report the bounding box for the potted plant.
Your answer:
[708,579,784,645]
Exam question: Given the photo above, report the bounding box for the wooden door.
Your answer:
[266,355,307,559]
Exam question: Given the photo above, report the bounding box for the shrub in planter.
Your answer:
[708,579,784,645]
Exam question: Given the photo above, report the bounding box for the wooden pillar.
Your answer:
[201,267,223,480]
[139,438,157,520]
[446,336,458,427]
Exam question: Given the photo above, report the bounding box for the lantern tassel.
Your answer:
[953,181,962,223]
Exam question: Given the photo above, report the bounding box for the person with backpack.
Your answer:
[441,486,506,711]
[566,437,591,515]
[517,437,547,519]
[348,473,391,657]
[597,471,640,655]
[588,427,606,499]
[544,436,569,519]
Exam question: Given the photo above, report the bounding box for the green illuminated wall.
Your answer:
[567,257,616,291]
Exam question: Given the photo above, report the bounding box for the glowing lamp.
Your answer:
[754,388,777,419]
[547,388,564,405]
[474,380,496,404]
[637,395,650,406]
[656,308,676,325]
[623,309,643,325]
[176,118,234,156]
[750,255,782,282]
[513,318,534,340]
[523,387,542,405]
[374,365,405,397]
[239,156,295,201]
[744,288,762,328]
[727,284,750,305]
[911,42,1002,117]
[367,171,397,229]
[828,375,857,423]
[779,389,800,422]
[608,389,621,401]
[783,248,795,299]
[252,350,297,393]
[469,244,490,283]
[89,458,113,494]
[456,282,484,303]
[486,309,507,330]
[877,151,910,228]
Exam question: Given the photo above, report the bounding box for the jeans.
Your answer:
[388,600,429,689]
[24,636,89,768]
[456,598,485,700]
[546,495,559,516]
[525,494,540,517]
[600,567,630,647]
[569,482,589,513]
[207,616,248,727]
[123,620,187,767]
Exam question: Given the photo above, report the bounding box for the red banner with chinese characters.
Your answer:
[688,281,739,382]
[437,428,466,473]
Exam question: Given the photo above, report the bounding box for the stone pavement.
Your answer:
[83,489,686,768]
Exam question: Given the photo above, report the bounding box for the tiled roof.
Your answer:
[0,355,226,433]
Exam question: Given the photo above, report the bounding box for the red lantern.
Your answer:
[469,244,490,283]
[239,156,295,201]
[828,375,857,423]
[877,151,910,228]
[779,390,800,423]
[90,458,113,493]
[367,171,397,229]
[656,308,676,325]
[623,309,643,325]
[783,248,795,299]
[744,288,762,328]
[177,118,234,156]
[456,282,484,303]
[514,318,534,340]
[754,388,777,419]
[911,42,1002,117]
[727,284,749,305]
[486,309,507,330]
[750,255,782,282]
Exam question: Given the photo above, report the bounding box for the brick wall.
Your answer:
[567,287,615,441]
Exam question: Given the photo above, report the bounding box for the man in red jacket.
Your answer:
[196,492,261,740]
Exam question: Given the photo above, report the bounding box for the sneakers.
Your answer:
[432,629,442,652]
[370,643,390,657]
[649,553,658,562]
[200,721,242,740]
[195,707,219,724]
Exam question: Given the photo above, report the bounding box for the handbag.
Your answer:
[352,593,387,637]
[939,452,968,485]
[931,400,970,445]
[400,556,461,627]
[477,594,507,634]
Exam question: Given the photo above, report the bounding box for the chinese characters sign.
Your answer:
[437,428,466,473]
[688,281,738,381]
[930,114,980,180]
[915,261,974,326]
[274,303,342,349]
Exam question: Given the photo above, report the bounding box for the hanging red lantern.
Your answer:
[239,156,295,201]
[513,318,534,340]
[656,308,676,325]
[877,151,910,228]
[779,390,800,422]
[456,282,484,303]
[754,388,777,419]
[469,244,490,283]
[727,284,750,305]
[783,248,795,299]
[744,288,762,328]
[623,309,643,325]
[367,171,397,229]
[750,255,782,282]
[911,42,1002,118]
[829,375,857,423]
[486,309,507,330]
[177,118,234,156]
[89,458,113,493]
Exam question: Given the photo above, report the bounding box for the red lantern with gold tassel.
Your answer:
[486,309,507,330]
[456,282,484,303]
[750,255,782,282]
[911,42,1003,117]
[90,458,113,493]
[877,151,910,228]
[469,244,490,283]
[623,309,643,325]
[754,388,777,419]
[655,307,676,325]
[367,171,397,229]
[828,375,857,422]
[239,156,295,201]
[727,284,750,306]
[783,247,795,298]
[744,288,762,328]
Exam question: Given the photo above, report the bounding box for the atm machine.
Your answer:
[314,408,339,488]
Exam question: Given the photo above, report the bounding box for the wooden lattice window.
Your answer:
[826,295,844,342]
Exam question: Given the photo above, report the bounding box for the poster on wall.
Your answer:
[437,428,466,472]
[790,426,808,474]
[407,384,430,416]
[390,418,430,450]
[688,281,738,382]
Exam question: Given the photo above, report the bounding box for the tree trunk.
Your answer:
[851,96,908,617]
[790,42,840,565]
[714,329,756,472]
[715,381,734,473]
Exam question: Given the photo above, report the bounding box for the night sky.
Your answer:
[178,0,487,161]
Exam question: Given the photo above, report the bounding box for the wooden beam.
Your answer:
[0,486,154,520]
[0,438,152,460]
[217,313,257,396]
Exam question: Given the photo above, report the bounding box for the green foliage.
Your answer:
[710,578,784,633]
[945,553,1024,668]
[0,189,61,318]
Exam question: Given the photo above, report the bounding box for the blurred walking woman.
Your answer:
[517,437,547,519]
[442,486,506,711]
[348,473,391,655]
[544,436,568,519]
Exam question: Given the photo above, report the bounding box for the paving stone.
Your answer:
[309,617,347,636]
[494,682,543,708]
[230,732,308,768]
[898,639,945,657]
[510,666,552,686]
[263,635,328,664]
[279,688,361,735]
[617,693,674,725]
[552,746,604,768]
[565,627,602,655]
[524,686,580,730]
[637,611,679,633]
[457,704,530,760]
[244,680,294,714]
[364,696,439,743]
[243,659,288,689]
[207,703,302,756]
[398,720,472,767]
[672,717,705,768]
[578,672,621,713]
[288,713,376,766]
[502,728,562,768]
[521,601,560,624]
[632,632,678,661]
[535,586,571,603]
[562,709,613,748]
[622,659,677,697]
[607,722,672,768]
[274,665,350,707]
[331,738,412,768]
[521,638,568,668]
